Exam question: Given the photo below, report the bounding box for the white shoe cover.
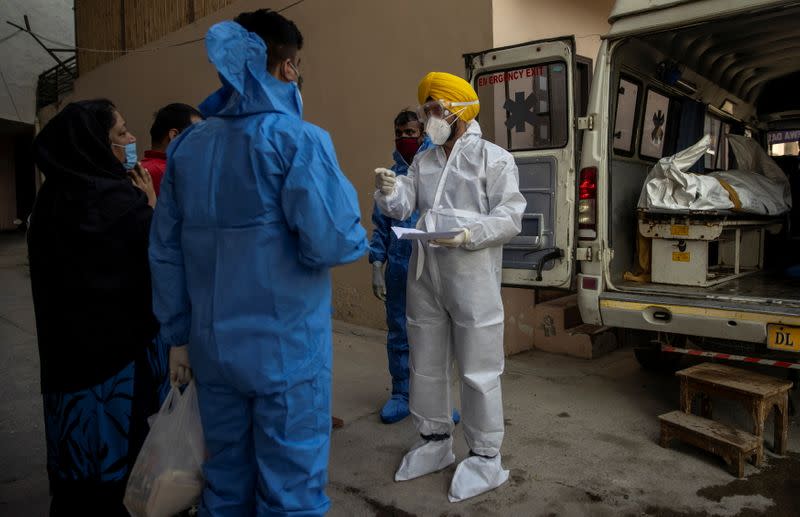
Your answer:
[448,454,509,502]
[394,437,455,481]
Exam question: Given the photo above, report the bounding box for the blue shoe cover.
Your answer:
[381,394,410,424]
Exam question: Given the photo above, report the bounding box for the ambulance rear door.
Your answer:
[465,37,582,288]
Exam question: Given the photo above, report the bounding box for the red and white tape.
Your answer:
[662,345,800,370]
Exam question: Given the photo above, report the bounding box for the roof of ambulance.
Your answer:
[607,0,796,36]
[606,0,800,111]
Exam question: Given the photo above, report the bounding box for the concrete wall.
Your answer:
[492,0,615,62]
[0,0,75,124]
[42,0,493,328]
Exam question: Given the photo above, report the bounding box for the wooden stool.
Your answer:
[659,410,760,478]
[676,362,793,465]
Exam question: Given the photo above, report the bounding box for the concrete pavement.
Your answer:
[0,232,797,516]
[0,233,48,517]
[328,322,799,516]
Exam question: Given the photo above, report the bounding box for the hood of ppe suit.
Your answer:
[392,149,410,171]
[418,72,479,122]
[200,21,302,119]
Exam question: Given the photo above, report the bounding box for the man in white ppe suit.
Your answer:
[374,71,526,502]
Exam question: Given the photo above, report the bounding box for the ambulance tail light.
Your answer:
[578,167,597,240]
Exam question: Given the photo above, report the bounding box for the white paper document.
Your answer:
[391,227,462,241]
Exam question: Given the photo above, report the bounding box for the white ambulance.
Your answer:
[467,0,800,369]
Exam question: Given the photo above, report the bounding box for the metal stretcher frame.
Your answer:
[638,209,784,241]
[637,208,785,287]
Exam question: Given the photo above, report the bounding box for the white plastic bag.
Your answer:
[124,381,206,517]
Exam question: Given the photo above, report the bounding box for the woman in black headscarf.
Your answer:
[28,99,167,516]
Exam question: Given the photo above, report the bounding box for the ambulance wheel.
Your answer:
[630,331,684,372]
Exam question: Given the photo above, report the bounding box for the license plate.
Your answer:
[767,324,800,352]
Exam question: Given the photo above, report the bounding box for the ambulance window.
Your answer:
[639,89,670,160]
[704,114,730,170]
[475,61,569,151]
[613,76,641,155]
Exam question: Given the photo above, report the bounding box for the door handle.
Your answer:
[653,311,671,322]
[523,248,563,281]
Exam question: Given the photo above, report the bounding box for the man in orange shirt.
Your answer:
[141,103,203,196]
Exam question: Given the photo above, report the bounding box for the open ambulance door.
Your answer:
[466,37,583,289]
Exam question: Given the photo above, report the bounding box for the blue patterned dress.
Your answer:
[42,341,169,515]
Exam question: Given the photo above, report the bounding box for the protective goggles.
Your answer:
[416,99,479,122]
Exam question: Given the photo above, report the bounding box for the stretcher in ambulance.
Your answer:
[465,0,800,369]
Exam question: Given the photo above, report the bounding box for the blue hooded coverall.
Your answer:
[369,146,426,423]
[149,22,367,516]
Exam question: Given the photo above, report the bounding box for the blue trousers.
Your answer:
[385,260,409,389]
[196,365,332,517]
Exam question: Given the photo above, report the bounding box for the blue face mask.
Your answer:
[294,83,303,110]
[289,61,303,112]
[113,142,138,170]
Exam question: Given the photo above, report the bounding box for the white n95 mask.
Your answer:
[425,114,459,146]
[423,99,478,146]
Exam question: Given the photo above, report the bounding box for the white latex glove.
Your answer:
[169,345,192,386]
[432,228,471,248]
[375,168,397,196]
[372,261,387,301]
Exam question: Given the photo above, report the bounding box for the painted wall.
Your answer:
[0,0,75,124]
[492,0,615,62]
[42,0,493,328]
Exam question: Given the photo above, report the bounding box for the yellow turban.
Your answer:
[417,72,480,122]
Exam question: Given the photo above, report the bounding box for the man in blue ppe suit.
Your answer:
[149,9,367,517]
[369,110,427,424]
